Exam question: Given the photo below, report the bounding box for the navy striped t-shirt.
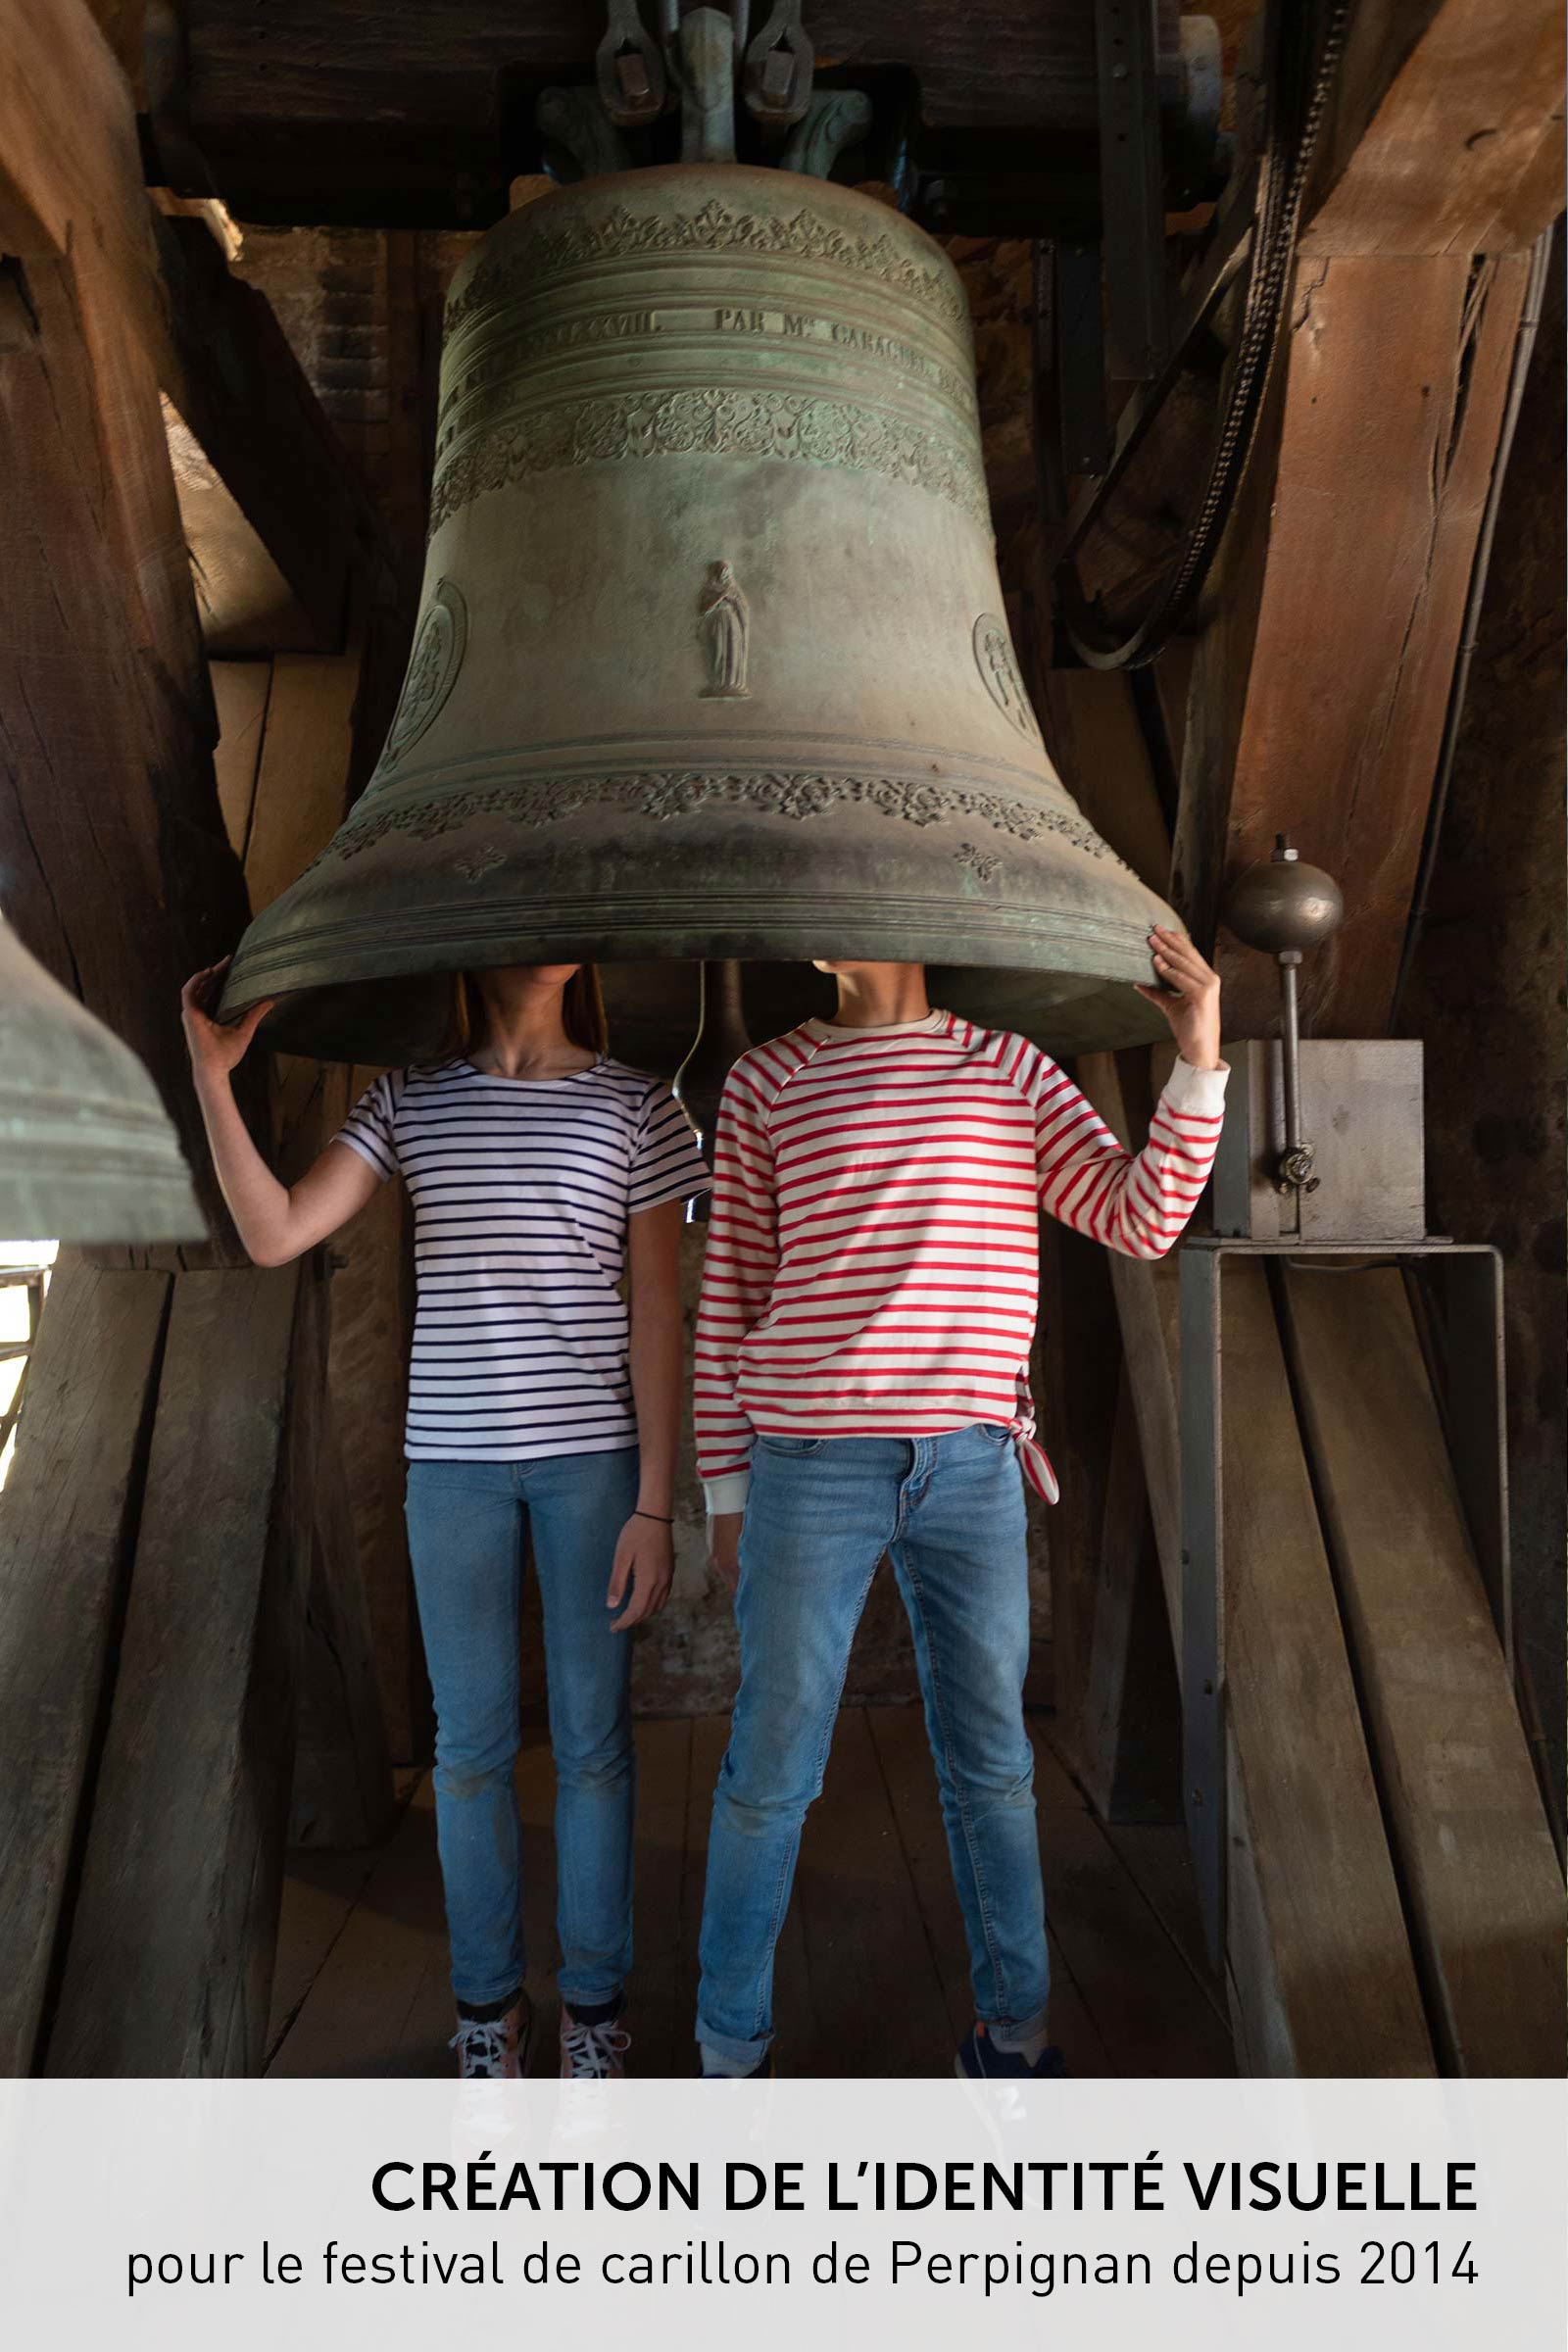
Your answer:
[336,1056,709,1462]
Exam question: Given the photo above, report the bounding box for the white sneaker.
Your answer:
[560,2010,630,2080]
[450,1995,531,2080]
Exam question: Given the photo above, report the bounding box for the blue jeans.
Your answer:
[405,1449,639,2011]
[696,1426,1050,2068]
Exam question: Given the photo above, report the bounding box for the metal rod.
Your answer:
[1279,952,1303,1162]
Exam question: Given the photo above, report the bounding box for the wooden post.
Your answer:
[45,1261,315,2076]
[0,5,266,1257]
[1077,1375,1182,1825]
[1075,1054,1436,2074]
[0,1257,171,2074]
[289,1407,398,1850]
[1280,1264,1564,2075]
[1188,250,1532,1035]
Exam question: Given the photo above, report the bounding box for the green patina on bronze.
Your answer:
[222,164,1177,1070]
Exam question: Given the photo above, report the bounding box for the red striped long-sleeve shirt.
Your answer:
[693,1009,1228,1511]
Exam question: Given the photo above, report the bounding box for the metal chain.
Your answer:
[1060,0,1354,669]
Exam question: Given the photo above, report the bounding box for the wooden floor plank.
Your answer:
[868,1701,1114,2079]
[270,1707,1239,2080]
[628,1714,691,2081]
[514,1725,559,2077]
[678,1712,819,2072]
[793,1704,954,2075]
[1029,1734,1236,2077]
[269,1774,448,2078]
[1219,1262,1435,2077]
[266,1843,396,2065]
[1281,1265,1565,2077]
[1040,1722,1228,2026]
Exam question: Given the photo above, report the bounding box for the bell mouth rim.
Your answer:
[242,958,1168,1072]
[223,894,1164,1013]
[0,1170,206,1248]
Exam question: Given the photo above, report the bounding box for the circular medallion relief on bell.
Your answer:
[378,580,468,773]
[972,612,1042,745]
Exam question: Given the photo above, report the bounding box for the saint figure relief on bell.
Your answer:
[699,560,751,699]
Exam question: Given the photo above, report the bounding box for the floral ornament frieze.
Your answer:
[444,197,969,338]
[314,767,1131,874]
[427,386,989,535]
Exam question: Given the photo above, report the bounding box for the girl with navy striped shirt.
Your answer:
[182,959,709,2081]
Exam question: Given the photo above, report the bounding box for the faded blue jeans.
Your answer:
[405,1449,639,2012]
[696,1426,1050,2069]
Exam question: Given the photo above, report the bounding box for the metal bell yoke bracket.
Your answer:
[597,0,669,127]
[741,3,815,132]
[582,5,817,158]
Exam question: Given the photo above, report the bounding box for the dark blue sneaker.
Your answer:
[956,2023,1067,2080]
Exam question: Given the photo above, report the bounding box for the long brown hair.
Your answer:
[441,965,608,1062]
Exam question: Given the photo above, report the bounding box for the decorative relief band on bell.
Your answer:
[443,197,969,339]
[427,386,990,535]
[436,305,979,459]
[313,768,1132,871]
[955,842,1004,885]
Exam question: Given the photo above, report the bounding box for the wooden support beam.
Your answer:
[327,1115,426,1762]
[1172,248,1531,1035]
[210,659,271,860]
[0,3,170,408]
[0,5,262,1259]
[290,1407,398,1850]
[1303,0,1566,257]
[243,651,363,915]
[1035,668,1174,891]
[1077,1374,1183,1825]
[46,1262,314,2077]
[0,1256,171,2076]
[1280,1264,1564,2075]
[155,212,399,651]
[1076,1053,1184,1632]
[1217,1259,1434,2075]
[1032,668,1172,1750]
[173,2,1103,227]
[1075,1053,1435,2074]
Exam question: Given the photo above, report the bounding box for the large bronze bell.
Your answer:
[0,917,204,1245]
[222,164,1177,1069]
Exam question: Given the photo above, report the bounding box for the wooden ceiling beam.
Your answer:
[177,1,1101,137]
[0,1,266,1255]
[2,8,400,658]
[1303,0,1565,257]
[1172,246,1532,1038]
[154,211,400,651]
[1162,3,1560,1035]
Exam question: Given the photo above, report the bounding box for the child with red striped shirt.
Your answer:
[693,931,1226,2079]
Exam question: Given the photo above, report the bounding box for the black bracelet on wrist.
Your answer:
[633,1509,674,1526]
